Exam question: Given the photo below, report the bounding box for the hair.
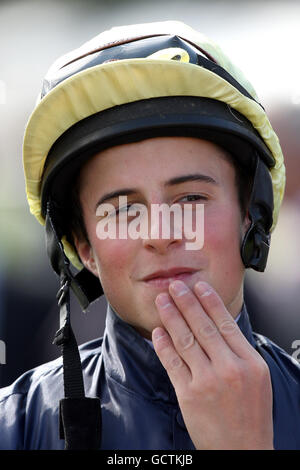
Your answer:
[65,172,90,246]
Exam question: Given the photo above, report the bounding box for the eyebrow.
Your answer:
[95,173,218,210]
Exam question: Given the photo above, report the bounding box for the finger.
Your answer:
[193,281,257,359]
[155,292,210,374]
[152,326,192,389]
[168,280,235,362]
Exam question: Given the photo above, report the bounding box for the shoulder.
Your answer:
[0,338,102,407]
[0,336,103,399]
[0,336,103,449]
[253,332,300,382]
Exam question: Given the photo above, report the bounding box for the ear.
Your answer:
[73,235,99,278]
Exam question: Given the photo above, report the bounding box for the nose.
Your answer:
[142,204,184,254]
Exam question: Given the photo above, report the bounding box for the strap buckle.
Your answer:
[53,277,71,346]
[56,277,70,306]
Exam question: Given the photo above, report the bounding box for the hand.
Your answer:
[152,280,274,450]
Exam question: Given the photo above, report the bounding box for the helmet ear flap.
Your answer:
[240,154,274,272]
[241,223,271,272]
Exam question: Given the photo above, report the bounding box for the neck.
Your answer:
[226,282,245,320]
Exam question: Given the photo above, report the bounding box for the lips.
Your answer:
[142,267,198,288]
[143,267,198,281]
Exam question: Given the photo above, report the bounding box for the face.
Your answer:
[74,137,250,339]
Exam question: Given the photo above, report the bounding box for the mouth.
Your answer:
[142,269,199,289]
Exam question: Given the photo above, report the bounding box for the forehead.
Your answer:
[79,136,235,188]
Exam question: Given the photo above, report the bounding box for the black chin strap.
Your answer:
[45,200,103,450]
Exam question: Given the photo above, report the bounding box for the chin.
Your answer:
[133,305,163,337]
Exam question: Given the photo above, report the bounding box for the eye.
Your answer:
[180,194,208,202]
[115,204,130,215]
[115,203,144,216]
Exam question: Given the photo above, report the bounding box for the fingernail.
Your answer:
[169,280,189,296]
[155,293,172,308]
[195,282,212,297]
[152,328,166,341]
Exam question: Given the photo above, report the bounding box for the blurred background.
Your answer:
[0,0,299,387]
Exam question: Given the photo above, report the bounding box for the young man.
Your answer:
[0,21,299,450]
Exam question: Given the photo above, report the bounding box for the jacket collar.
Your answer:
[102,301,256,403]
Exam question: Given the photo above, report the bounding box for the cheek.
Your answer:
[203,205,241,256]
[93,238,141,322]
[92,236,135,282]
[202,205,245,308]
[86,216,132,273]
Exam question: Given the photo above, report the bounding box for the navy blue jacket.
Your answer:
[0,303,300,450]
